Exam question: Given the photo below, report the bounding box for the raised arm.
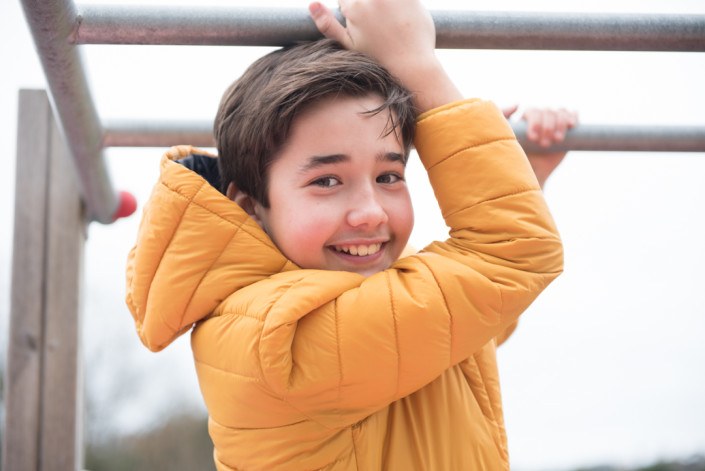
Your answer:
[494,106,577,346]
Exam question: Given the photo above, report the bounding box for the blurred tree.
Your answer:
[635,457,705,471]
[573,457,705,471]
[84,412,213,471]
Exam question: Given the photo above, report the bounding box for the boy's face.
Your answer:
[251,94,414,277]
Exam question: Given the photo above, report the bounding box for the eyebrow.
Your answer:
[383,152,407,166]
[299,154,348,173]
[299,152,406,173]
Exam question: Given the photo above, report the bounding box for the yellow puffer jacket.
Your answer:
[126,99,563,470]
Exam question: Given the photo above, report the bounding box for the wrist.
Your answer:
[394,56,463,113]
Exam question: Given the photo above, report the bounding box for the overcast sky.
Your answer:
[2,1,705,470]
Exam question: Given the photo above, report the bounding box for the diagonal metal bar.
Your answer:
[103,120,705,153]
[21,0,118,224]
[74,5,705,51]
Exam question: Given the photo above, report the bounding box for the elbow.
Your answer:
[510,233,564,278]
[534,234,564,282]
[546,234,564,277]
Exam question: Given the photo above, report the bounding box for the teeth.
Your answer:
[334,243,382,256]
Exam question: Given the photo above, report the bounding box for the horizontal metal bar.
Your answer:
[103,120,216,148]
[21,0,118,224]
[433,11,705,51]
[512,123,705,153]
[103,120,705,153]
[74,5,705,52]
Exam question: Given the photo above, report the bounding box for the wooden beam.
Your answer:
[3,89,86,471]
[40,91,86,471]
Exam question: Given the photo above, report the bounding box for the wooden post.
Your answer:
[2,90,86,471]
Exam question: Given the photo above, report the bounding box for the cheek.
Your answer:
[268,200,336,255]
[391,193,414,241]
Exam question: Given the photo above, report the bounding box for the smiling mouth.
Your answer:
[332,243,383,257]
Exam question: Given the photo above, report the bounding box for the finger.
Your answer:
[522,108,541,141]
[567,109,579,128]
[552,109,571,141]
[501,104,519,119]
[540,110,557,147]
[309,2,352,47]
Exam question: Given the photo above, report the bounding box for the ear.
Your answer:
[226,182,265,228]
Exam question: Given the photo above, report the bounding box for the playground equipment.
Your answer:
[3,1,705,470]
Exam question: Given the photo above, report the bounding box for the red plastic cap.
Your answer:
[113,191,138,221]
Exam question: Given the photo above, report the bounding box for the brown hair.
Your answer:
[214,39,417,207]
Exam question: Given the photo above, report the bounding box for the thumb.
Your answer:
[309,2,352,48]
[501,104,519,120]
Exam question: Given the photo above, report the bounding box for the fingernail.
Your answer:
[309,2,322,17]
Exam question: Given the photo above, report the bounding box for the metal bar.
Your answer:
[103,120,705,153]
[433,11,705,51]
[75,5,705,52]
[512,123,705,153]
[103,120,216,148]
[21,0,118,224]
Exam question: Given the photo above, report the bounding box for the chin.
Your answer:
[356,263,390,278]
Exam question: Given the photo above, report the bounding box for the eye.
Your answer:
[377,172,404,184]
[310,176,341,188]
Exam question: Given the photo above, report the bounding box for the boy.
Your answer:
[126,1,564,469]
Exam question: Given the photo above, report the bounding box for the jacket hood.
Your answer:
[125,145,298,352]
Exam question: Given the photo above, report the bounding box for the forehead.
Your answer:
[282,94,404,152]
[297,92,385,121]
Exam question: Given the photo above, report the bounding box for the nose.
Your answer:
[346,186,389,228]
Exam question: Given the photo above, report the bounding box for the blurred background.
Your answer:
[1,0,704,470]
